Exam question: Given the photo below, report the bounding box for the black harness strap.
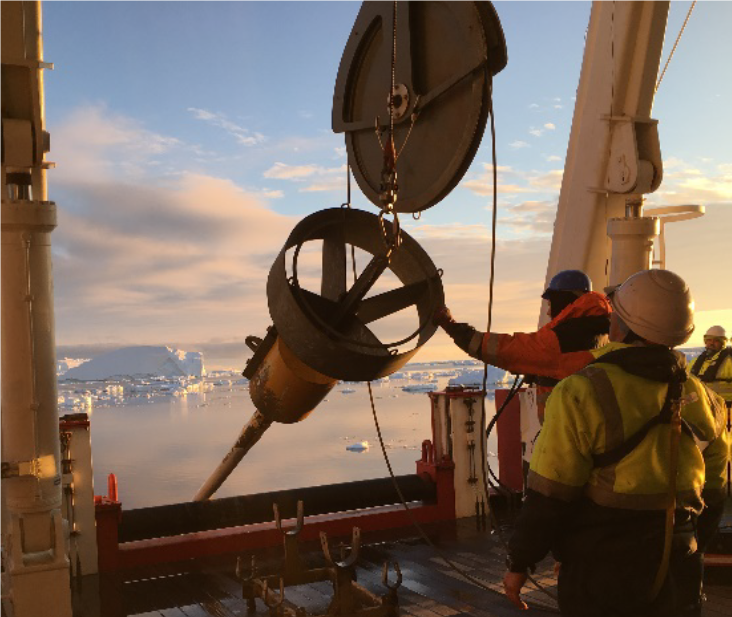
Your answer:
[690,347,731,382]
[591,379,694,468]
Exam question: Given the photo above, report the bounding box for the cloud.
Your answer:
[52,104,183,183]
[47,105,296,348]
[662,157,687,171]
[529,122,556,136]
[529,170,563,191]
[263,162,348,192]
[300,178,346,192]
[647,157,732,205]
[509,140,530,149]
[407,223,492,241]
[461,175,532,197]
[499,200,556,235]
[545,155,562,162]
[257,188,285,199]
[528,103,540,109]
[512,200,553,214]
[187,107,266,146]
[463,165,564,198]
[53,173,294,346]
[264,162,320,180]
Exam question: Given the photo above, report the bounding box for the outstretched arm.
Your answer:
[434,307,483,359]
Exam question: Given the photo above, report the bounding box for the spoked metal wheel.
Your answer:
[267,207,444,381]
[332,1,507,214]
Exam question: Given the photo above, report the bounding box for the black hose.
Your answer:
[484,374,523,493]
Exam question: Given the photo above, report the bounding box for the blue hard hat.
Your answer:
[542,270,592,299]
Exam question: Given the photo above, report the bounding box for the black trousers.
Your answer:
[554,505,713,617]
[557,545,700,617]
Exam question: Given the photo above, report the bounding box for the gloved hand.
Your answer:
[433,306,478,353]
[433,305,455,328]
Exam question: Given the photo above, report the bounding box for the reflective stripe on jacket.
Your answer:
[528,342,730,512]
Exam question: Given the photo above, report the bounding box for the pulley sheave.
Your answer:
[267,208,444,381]
[333,1,507,214]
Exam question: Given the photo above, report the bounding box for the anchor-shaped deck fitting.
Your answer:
[382,561,402,608]
[262,577,286,616]
[320,528,361,615]
[274,500,307,583]
[236,555,260,613]
[320,527,361,569]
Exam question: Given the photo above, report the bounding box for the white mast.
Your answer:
[1,2,73,616]
[544,1,670,317]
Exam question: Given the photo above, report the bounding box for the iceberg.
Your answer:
[448,366,509,388]
[402,383,438,393]
[62,346,205,381]
[346,441,370,452]
[57,357,90,377]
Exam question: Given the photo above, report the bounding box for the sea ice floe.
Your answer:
[346,441,370,452]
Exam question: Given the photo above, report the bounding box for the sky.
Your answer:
[40,1,731,369]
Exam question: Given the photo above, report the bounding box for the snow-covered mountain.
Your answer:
[62,346,205,380]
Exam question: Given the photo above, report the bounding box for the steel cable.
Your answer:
[655,1,697,93]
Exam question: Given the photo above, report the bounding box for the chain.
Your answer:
[389,1,397,142]
[396,95,420,162]
[344,165,358,284]
[377,208,401,262]
[376,1,401,259]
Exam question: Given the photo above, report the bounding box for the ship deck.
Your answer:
[71,516,732,617]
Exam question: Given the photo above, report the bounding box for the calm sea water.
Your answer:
[60,363,500,510]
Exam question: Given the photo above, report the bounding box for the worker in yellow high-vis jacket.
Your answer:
[503,270,730,617]
[689,325,732,407]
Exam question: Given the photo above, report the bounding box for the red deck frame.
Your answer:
[95,441,457,572]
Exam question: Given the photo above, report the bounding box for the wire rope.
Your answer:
[655,1,697,93]
[477,74,559,606]
[366,383,559,613]
[340,5,558,610]
[361,69,558,612]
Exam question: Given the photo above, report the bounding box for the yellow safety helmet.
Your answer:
[612,270,695,347]
[704,325,728,342]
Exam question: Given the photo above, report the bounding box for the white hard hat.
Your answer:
[704,325,727,341]
[612,270,694,347]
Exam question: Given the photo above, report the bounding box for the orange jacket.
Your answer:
[481,291,612,380]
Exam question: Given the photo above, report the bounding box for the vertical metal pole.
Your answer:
[1,2,73,616]
[543,1,670,320]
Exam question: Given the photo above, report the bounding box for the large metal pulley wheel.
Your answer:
[333,1,507,214]
[267,208,444,381]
